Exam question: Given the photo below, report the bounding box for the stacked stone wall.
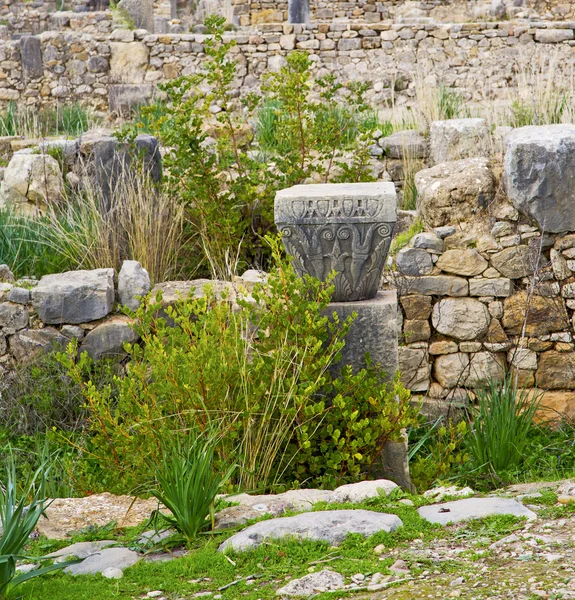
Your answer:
[2,21,575,109]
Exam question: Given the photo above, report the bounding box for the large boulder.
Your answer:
[415,158,495,227]
[219,510,403,552]
[32,269,115,325]
[418,498,536,525]
[504,125,575,233]
[0,154,63,215]
[430,118,490,164]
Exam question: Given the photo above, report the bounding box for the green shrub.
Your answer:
[466,376,540,476]
[293,362,417,488]
[61,240,352,492]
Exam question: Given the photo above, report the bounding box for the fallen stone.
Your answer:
[411,232,444,253]
[32,269,115,325]
[418,498,536,525]
[380,129,427,159]
[46,541,117,561]
[65,547,139,576]
[332,479,398,503]
[276,570,345,597]
[219,510,403,552]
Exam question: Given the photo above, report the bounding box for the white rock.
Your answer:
[418,498,536,525]
[276,570,345,597]
[332,479,398,503]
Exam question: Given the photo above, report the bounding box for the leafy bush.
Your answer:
[61,240,351,492]
[0,452,78,598]
[150,437,235,545]
[61,239,414,492]
[466,376,540,476]
[134,15,378,278]
[293,363,417,488]
[409,418,469,491]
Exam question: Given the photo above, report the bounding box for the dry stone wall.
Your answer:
[2,21,575,109]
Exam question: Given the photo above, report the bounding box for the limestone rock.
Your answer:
[230,489,334,512]
[404,319,431,342]
[396,247,433,276]
[118,260,151,310]
[508,347,538,370]
[551,249,571,281]
[79,317,140,360]
[47,541,117,560]
[433,352,469,388]
[429,340,458,355]
[276,570,345,597]
[1,154,63,214]
[215,503,291,530]
[38,493,162,540]
[430,118,490,164]
[412,232,444,253]
[380,129,427,159]
[65,548,139,576]
[398,346,431,391]
[490,246,539,279]
[118,0,154,31]
[219,510,403,552]
[432,298,490,340]
[504,125,575,233]
[436,249,488,276]
[415,158,495,227]
[418,498,536,525]
[502,292,569,336]
[433,352,504,388]
[32,269,115,325]
[0,265,15,283]
[536,351,575,390]
[110,42,149,84]
[331,479,398,503]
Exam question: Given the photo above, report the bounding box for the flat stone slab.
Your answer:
[46,540,117,560]
[219,510,403,552]
[64,547,140,575]
[418,498,537,525]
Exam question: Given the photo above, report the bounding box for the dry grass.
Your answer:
[47,168,185,284]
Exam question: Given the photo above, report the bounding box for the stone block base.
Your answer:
[327,290,398,379]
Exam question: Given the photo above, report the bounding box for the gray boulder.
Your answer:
[32,269,115,325]
[504,125,575,233]
[418,498,536,525]
[276,570,345,597]
[65,547,139,576]
[47,541,117,561]
[219,510,403,552]
[0,302,29,330]
[118,260,151,310]
[430,118,490,164]
[331,479,398,503]
[79,317,140,360]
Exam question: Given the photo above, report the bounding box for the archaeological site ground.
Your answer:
[5,0,575,598]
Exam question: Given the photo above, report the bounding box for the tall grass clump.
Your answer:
[466,375,540,476]
[0,208,75,279]
[414,71,463,128]
[0,102,93,138]
[509,52,572,126]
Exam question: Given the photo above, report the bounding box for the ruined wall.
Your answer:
[1,21,575,109]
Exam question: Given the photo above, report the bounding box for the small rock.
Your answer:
[451,576,465,586]
[147,593,164,599]
[102,567,123,579]
[276,570,345,597]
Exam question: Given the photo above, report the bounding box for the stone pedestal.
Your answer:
[327,290,414,492]
[327,290,398,378]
